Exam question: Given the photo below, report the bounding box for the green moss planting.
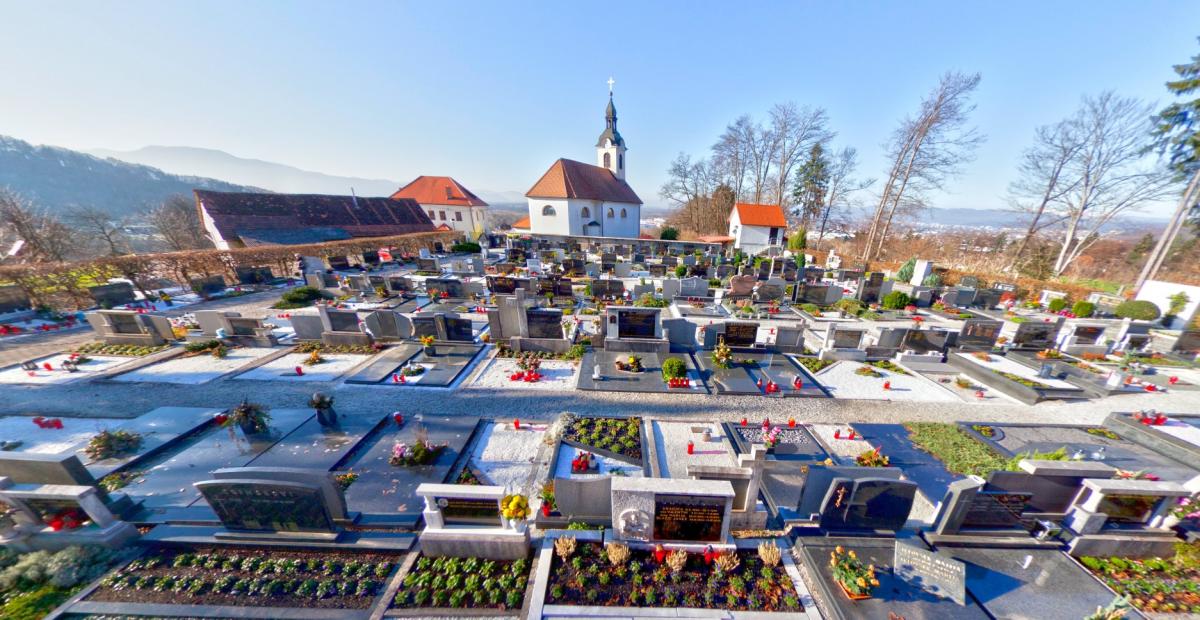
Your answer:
[903,423,1008,477]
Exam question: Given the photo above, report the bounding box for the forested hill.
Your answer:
[0,135,257,216]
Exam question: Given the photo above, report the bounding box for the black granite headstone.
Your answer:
[327,255,352,271]
[723,322,758,347]
[189,275,226,297]
[326,310,360,333]
[617,309,657,339]
[488,276,518,295]
[0,285,32,314]
[893,540,967,605]
[425,278,464,298]
[444,317,474,342]
[234,266,274,285]
[88,283,136,307]
[961,491,1032,528]
[819,477,917,531]
[652,494,725,542]
[526,309,563,339]
[197,480,335,533]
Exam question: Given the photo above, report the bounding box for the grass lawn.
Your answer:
[903,422,1008,477]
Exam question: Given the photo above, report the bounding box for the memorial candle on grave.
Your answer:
[392,373,400,383]
[42,362,52,372]
[392,412,404,426]
[295,366,304,376]
[514,418,521,430]
[1169,376,1179,385]
[762,418,770,432]
[741,417,748,427]
[883,380,891,391]
[687,440,694,455]
[788,417,796,428]
[848,429,856,440]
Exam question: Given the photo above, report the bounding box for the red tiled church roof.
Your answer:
[511,215,531,230]
[390,176,488,207]
[526,159,641,204]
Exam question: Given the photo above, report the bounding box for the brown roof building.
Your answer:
[195,189,434,250]
[390,176,489,238]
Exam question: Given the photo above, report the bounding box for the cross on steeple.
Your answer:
[607,76,615,95]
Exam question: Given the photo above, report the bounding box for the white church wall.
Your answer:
[1135,280,1200,330]
[527,198,573,236]
[599,200,640,238]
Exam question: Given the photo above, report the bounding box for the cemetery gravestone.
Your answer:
[1012,320,1062,350]
[88,283,136,308]
[425,278,464,299]
[723,322,758,348]
[327,256,352,271]
[197,480,335,534]
[903,328,953,354]
[234,267,274,286]
[818,477,918,532]
[488,276,518,295]
[617,309,658,339]
[417,258,439,273]
[1172,330,1200,357]
[0,285,32,314]
[756,283,785,302]
[652,495,726,543]
[526,309,564,339]
[957,319,1003,351]
[444,318,474,342]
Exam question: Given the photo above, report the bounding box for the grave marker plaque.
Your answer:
[1012,321,1059,349]
[444,318,474,342]
[190,275,227,297]
[904,329,952,353]
[961,491,1031,528]
[438,496,501,520]
[234,266,274,285]
[327,256,352,271]
[425,278,464,298]
[756,284,785,301]
[591,279,625,298]
[653,495,725,542]
[198,481,335,533]
[88,283,136,307]
[894,541,967,605]
[488,276,518,295]
[831,328,865,349]
[617,309,658,339]
[1072,325,1105,345]
[412,317,438,339]
[723,322,758,347]
[1096,494,1160,523]
[417,258,439,273]
[957,320,1002,350]
[326,310,360,333]
[1175,330,1200,356]
[526,309,563,339]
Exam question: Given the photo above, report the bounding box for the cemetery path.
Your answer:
[0,289,288,367]
[1,365,1198,425]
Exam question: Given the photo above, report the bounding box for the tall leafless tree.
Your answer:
[769,103,834,210]
[1018,93,1178,276]
[814,147,873,249]
[1004,119,1085,272]
[147,194,210,252]
[862,72,984,261]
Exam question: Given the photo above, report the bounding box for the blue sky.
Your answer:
[0,1,1195,214]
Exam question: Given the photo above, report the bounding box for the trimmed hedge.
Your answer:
[1072,300,1096,318]
[881,290,912,310]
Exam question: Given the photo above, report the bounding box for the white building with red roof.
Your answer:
[523,93,642,238]
[728,202,787,255]
[390,175,488,238]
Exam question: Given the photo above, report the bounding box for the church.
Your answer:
[518,90,643,239]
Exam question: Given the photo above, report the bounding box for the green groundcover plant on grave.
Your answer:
[98,470,145,492]
[389,428,445,467]
[0,545,137,620]
[854,365,883,378]
[1078,545,1200,614]
[795,356,833,374]
[272,286,328,310]
[72,342,169,357]
[84,429,143,461]
[903,423,1008,477]
[869,360,910,375]
[89,547,394,609]
[222,401,272,434]
[392,554,530,610]
[562,414,642,461]
[293,341,381,355]
[542,539,802,611]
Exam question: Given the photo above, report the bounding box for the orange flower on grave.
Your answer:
[835,546,845,554]
[856,577,867,588]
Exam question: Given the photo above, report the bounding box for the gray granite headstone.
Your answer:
[818,477,917,532]
[0,285,31,314]
[88,283,136,307]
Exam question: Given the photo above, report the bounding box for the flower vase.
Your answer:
[837,580,872,601]
[237,418,265,436]
[510,518,528,534]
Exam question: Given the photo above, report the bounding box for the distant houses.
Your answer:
[194,190,434,250]
[390,176,489,238]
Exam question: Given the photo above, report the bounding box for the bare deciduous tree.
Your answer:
[862,72,983,261]
[1005,119,1084,272]
[815,147,872,249]
[0,189,76,263]
[67,206,131,256]
[147,194,210,252]
[769,103,834,210]
[1018,93,1177,276]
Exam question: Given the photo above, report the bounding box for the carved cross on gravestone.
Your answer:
[736,445,769,512]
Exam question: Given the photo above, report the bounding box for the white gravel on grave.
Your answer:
[112,347,277,384]
[471,358,580,391]
[956,353,1078,389]
[0,416,99,453]
[653,420,735,478]
[1152,418,1200,448]
[0,355,130,385]
[809,423,875,463]
[553,444,642,479]
[469,421,551,496]
[233,353,365,382]
[815,361,959,402]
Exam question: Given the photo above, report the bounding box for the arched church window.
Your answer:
[542,205,556,216]
[607,208,615,218]
[618,153,623,170]
[603,152,611,169]
[581,207,590,218]
[620,208,627,218]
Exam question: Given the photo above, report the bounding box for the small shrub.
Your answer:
[881,290,912,310]
[1114,300,1161,321]
[1048,297,1068,313]
[554,535,577,561]
[661,357,687,381]
[1072,300,1096,317]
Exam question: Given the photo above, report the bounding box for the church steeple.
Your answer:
[596,78,627,179]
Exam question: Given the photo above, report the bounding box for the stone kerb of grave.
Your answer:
[0,476,139,551]
[609,477,735,551]
[415,483,529,560]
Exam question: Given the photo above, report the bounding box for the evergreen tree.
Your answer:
[791,144,829,227]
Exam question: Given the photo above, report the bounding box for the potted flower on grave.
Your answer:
[763,426,782,452]
[830,546,878,600]
[420,334,436,355]
[223,400,272,435]
[855,447,890,468]
[501,494,530,532]
[308,392,337,427]
[388,437,444,466]
[303,348,325,366]
[83,429,143,461]
[614,355,643,373]
[539,482,556,517]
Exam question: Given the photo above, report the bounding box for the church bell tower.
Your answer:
[596,78,626,180]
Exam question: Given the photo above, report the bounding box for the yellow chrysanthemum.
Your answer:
[835,546,845,554]
[871,579,880,586]
[848,550,856,559]
[856,577,867,588]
